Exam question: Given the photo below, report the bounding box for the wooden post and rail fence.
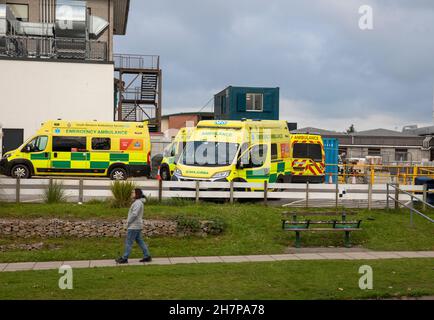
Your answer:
[1,178,432,213]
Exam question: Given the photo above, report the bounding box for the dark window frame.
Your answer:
[395,148,408,162]
[368,148,381,156]
[6,3,29,22]
[91,137,111,151]
[271,143,278,161]
[52,136,87,152]
[293,143,322,162]
[246,93,263,112]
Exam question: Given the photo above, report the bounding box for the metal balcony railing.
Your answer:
[0,35,108,61]
[114,54,160,70]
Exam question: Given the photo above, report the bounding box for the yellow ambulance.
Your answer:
[289,133,325,183]
[0,120,151,180]
[159,127,192,181]
[171,119,293,184]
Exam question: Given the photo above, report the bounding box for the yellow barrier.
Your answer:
[324,164,434,185]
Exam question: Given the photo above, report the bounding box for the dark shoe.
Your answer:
[140,256,152,263]
[115,257,128,264]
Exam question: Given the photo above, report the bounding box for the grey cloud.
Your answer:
[114,0,434,129]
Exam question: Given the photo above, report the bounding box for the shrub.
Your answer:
[175,216,202,233]
[174,216,227,235]
[205,217,227,235]
[110,180,136,208]
[43,180,66,204]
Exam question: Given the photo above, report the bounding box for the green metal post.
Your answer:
[344,231,351,248]
[295,231,301,248]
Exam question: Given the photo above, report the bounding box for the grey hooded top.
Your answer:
[126,198,146,230]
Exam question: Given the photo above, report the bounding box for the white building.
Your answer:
[0,0,130,155]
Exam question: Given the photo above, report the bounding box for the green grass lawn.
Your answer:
[0,259,433,299]
[0,202,433,263]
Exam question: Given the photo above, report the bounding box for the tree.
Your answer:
[346,124,356,134]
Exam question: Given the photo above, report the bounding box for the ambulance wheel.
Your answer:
[11,164,31,179]
[160,166,171,181]
[109,167,128,180]
[276,177,285,192]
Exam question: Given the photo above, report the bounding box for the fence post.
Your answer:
[335,181,339,211]
[305,181,309,208]
[263,181,268,206]
[394,183,400,210]
[230,180,234,204]
[15,178,21,203]
[158,179,163,202]
[79,178,84,203]
[386,183,389,209]
[413,166,418,185]
[423,184,427,211]
[195,181,200,204]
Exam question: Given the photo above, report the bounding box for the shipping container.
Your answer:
[214,86,279,121]
[324,138,339,183]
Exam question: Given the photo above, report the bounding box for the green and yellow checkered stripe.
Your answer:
[245,161,291,183]
[50,152,147,170]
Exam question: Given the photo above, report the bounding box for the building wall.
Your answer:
[0,58,114,154]
[168,115,198,131]
[87,0,114,59]
[343,146,429,163]
[5,0,41,22]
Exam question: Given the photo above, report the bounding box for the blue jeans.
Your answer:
[122,229,151,259]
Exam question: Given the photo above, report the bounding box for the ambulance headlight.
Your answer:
[212,171,231,179]
[2,153,11,159]
[174,169,182,176]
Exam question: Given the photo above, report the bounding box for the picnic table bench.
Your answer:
[281,212,362,248]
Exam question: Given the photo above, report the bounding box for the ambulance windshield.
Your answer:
[293,143,322,162]
[180,141,239,167]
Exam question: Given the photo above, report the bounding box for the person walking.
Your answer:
[115,188,152,264]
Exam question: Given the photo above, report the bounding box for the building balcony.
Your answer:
[0,35,108,62]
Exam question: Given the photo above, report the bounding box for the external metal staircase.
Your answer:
[114,54,162,132]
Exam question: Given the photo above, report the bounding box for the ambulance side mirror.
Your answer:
[237,159,244,169]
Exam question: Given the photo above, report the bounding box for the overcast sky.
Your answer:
[114,0,434,132]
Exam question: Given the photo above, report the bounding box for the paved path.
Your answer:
[1,251,433,273]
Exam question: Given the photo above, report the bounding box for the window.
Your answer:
[271,144,278,161]
[7,4,29,22]
[395,148,408,162]
[24,136,48,152]
[181,141,239,167]
[368,148,381,156]
[53,136,87,152]
[250,144,267,167]
[293,143,322,162]
[92,138,111,150]
[246,93,263,112]
[163,143,174,158]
